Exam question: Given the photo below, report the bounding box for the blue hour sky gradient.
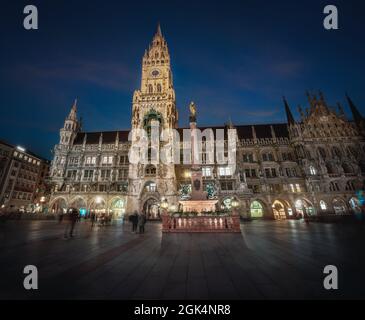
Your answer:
[0,0,364,158]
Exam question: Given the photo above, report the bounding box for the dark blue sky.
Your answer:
[0,0,364,159]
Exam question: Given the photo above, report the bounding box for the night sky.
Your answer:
[0,0,364,159]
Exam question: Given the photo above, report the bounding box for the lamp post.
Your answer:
[160,198,169,231]
[231,198,240,216]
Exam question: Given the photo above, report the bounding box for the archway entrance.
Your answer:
[295,199,315,218]
[51,198,67,214]
[349,197,361,214]
[272,200,290,220]
[143,198,160,220]
[250,200,264,218]
[89,197,107,215]
[333,198,347,215]
[70,197,87,216]
[110,198,126,219]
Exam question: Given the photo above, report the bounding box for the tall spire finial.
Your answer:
[283,96,295,125]
[67,98,78,120]
[73,98,77,110]
[346,93,363,126]
[156,22,162,36]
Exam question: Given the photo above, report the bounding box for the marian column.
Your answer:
[189,102,206,201]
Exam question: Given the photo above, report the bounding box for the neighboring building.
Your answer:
[49,25,365,219]
[0,141,50,213]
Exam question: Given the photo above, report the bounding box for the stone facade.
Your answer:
[49,25,365,220]
[0,140,50,212]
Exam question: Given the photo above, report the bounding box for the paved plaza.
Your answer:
[0,219,365,300]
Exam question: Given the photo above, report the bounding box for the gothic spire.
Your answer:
[283,96,295,125]
[346,93,363,126]
[156,22,162,37]
[67,99,78,121]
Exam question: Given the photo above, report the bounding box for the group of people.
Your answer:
[58,209,147,238]
[128,211,147,234]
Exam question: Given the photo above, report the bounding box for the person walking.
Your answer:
[91,212,96,228]
[64,208,79,238]
[138,213,146,234]
[130,211,138,233]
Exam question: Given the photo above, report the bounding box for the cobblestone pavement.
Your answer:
[0,219,364,299]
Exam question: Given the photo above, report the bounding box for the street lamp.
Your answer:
[231,198,240,216]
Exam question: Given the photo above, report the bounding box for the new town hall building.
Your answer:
[49,26,365,220]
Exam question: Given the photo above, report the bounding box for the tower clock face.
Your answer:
[151,69,160,77]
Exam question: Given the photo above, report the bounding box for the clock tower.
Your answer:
[127,24,178,214]
[131,23,178,130]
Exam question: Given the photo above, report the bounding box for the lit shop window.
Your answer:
[218,166,232,176]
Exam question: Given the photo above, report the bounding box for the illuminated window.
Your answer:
[102,156,113,164]
[320,200,327,210]
[145,182,157,192]
[218,167,232,176]
[202,167,211,177]
[309,166,317,175]
[250,201,264,218]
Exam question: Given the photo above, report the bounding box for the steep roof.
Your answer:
[73,123,289,145]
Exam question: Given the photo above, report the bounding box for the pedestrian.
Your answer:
[130,211,138,233]
[91,212,96,228]
[64,208,79,238]
[138,213,146,234]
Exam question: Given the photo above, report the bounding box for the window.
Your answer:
[119,155,128,165]
[118,169,128,180]
[220,181,233,191]
[342,163,353,174]
[282,152,293,161]
[271,168,277,177]
[157,84,162,93]
[218,167,232,176]
[85,156,96,165]
[202,167,212,177]
[345,181,355,191]
[320,200,327,210]
[250,201,264,218]
[318,147,326,159]
[262,153,274,162]
[83,170,94,180]
[102,156,113,165]
[243,153,254,163]
[66,170,77,179]
[145,182,157,192]
[309,165,317,175]
[265,168,277,178]
[145,165,156,176]
[332,147,342,158]
[148,84,153,93]
[329,182,340,192]
[100,169,111,179]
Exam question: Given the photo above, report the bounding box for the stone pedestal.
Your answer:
[179,199,218,213]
